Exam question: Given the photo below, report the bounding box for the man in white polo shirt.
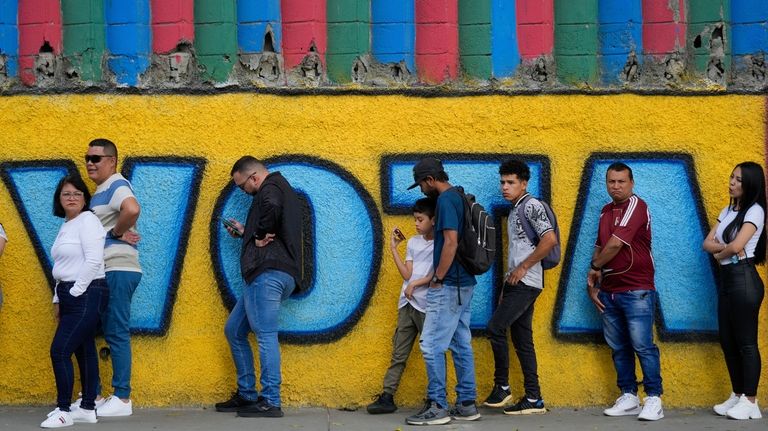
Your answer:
[84,138,142,417]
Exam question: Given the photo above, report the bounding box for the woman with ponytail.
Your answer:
[703,161,766,421]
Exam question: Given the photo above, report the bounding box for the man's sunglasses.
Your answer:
[85,155,115,164]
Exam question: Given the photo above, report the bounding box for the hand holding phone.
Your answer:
[221,217,243,237]
[394,227,406,241]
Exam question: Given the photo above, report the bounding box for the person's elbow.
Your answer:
[539,231,558,253]
[121,199,141,222]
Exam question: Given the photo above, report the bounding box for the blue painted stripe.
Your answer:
[371,0,415,71]
[491,0,519,77]
[732,0,768,55]
[105,0,151,86]
[598,0,642,84]
[0,0,17,77]
[237,0,282,53]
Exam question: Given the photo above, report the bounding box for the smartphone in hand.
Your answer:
[221,217,243,237]
[394,228,406,241]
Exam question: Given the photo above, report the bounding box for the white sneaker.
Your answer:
[714,392,740,416]
[97,396,133,417]
[638,396,664,421]
[41,408,73,428]
[726,395,762,420]
[70,406,98,423]
[71,392,107,410]
[603,393,641,416]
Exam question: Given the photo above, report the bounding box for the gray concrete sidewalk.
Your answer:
[1,405,764,431]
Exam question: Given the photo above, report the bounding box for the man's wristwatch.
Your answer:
[590,262,601,272]
[109,228,123,239]
[431,275,444,284]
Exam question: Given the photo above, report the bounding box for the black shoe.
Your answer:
[367,392,397,414]
[503,396,546,415]
[215,392,258,412]
[483,384,513,407]
[237,397,284,418]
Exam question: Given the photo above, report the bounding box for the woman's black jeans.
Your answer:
[718,261,764,397]
[50,279,108,411]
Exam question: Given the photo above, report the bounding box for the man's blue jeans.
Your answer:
[225,270,295,407]
[96,270,141,399]
[419,283,477,408]
[599,289,663,397]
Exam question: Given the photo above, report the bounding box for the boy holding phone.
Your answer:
[367,198,436,414]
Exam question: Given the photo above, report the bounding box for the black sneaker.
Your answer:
[367,392,397,414]
[237,397,284,418]
[483,384,513,408]
[503,396,547,415]
[215,392,258,412]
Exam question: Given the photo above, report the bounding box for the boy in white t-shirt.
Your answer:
[367,198,435,414]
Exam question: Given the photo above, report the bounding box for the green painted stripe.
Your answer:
[195,0,237,82]
[327,0,369,83]
[687,1,731,74]
[61,0,104,82]
[555,0,598,84]
[459,0,491,79]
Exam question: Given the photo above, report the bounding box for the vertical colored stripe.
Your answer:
[731,0,768,56]
[327,0,369,83]
[371,0,414,72]
[459,0,491,80]
[151,0,194,54]
[194,0,237,82]
[688,0,731,76]
[517,0,554,60]
[18,0,62,86]
[105,0,151,86]
[281,0,327,70]
[554,0,598,85]
[642,0,686,59]
[238,0,282,54]
[599,0,642,84]
[0,0,18,78]
[491,0,519,78]
[62,0,104,82]
[415,0,458,83]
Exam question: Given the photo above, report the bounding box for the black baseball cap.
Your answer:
[407,158,445,190]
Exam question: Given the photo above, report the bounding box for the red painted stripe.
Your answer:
[152,0,194,54]
[517,0,554,59]
[18,0,62,86]
[415,0,458,83]
[281,0,327,70]
[642,0,686,57]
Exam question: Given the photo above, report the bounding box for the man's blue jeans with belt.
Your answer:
[419,283,477,408]
[599,289,663,397]
[225,270,295,407]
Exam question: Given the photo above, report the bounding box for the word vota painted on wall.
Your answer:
[0,153,717,342]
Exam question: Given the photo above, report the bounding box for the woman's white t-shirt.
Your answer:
[51,211,106,302]
[715,203,765,265]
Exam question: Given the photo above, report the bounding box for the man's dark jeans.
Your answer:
[487,282,542,399]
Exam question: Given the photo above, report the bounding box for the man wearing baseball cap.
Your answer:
[405,158,480,426]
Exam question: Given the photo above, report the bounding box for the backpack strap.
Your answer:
[515,194,539,246]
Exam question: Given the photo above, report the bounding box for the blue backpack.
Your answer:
[515,195,561,270]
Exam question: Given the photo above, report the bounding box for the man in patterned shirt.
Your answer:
[483,159,557,415]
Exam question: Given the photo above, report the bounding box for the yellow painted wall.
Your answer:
[0,94,765,408]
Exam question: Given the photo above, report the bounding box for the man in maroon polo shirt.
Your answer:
[586,162,664,421]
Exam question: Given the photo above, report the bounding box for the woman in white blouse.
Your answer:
[703,161,767,421]
[42,176,108,429]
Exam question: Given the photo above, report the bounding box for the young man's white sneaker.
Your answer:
[41,408,74,428]
[638,396,664,421]
[726,395,762,420]
[70,407,98,423]
[714,392,740,416]
[71,392,107,410]
[603,393,641,416]
[97,396,133,417]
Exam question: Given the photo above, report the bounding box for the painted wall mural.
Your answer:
[0,94,764,409]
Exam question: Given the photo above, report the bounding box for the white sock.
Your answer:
[501,386,510,391]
